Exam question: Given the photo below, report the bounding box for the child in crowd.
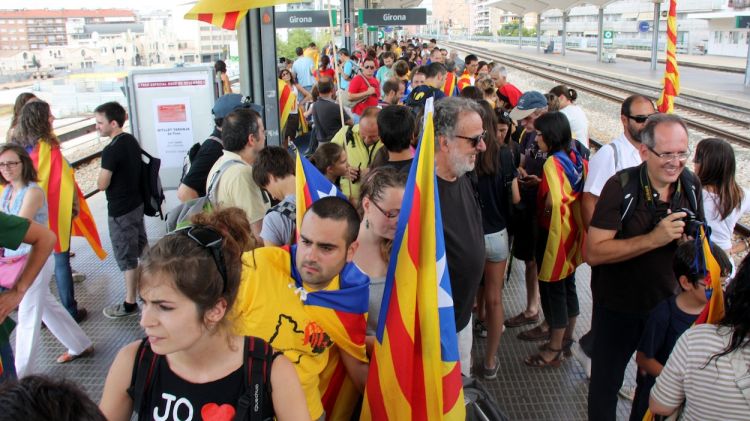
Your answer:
[630,240,731,421]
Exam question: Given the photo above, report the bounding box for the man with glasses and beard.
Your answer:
[585,114,703,421]
[347,57,381,117]
[434,97,487,376]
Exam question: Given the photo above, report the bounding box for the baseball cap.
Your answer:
[212,94,263,119]
[509,91,547,121]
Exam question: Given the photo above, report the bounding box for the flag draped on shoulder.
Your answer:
[279,79,297,134]
[537,150,587,282]
[362,98,465,420]
[656,0,680,113]
[289,246,369,420]
[442,72,457,97]
[294,153,347,236]
[185,0,305,30]
[456,70,473,93]
[30,141,106,259]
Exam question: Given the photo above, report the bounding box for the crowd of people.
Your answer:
[0,36,749,421]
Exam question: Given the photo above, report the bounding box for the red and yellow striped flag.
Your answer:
[443,72,457,97]
[657,0,680,113]
[30,141,106,259]
[185,0,306,30]
[279,79,296,135]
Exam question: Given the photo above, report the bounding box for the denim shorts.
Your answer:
[484,229,509,263]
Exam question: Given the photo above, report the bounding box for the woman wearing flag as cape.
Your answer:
[524,111,587,368]
[13,100,106,323]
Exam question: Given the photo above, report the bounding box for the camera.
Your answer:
[664,207,703,236]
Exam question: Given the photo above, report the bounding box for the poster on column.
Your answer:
[152,97,194,169]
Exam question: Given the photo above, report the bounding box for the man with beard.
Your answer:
[435,97,487,376]
[585,114,702,421]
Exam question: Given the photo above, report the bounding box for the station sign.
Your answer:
[359,8,427,26]
[275,10,338,28]
[737,16,750,29]
[603,30,614,45]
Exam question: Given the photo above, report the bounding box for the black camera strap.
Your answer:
[639,163,682,217]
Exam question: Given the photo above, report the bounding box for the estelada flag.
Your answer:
[442,72,457,97]
[362,97,465,420]
[30,141,106,259]
[279,79,297,134]
[537,150,587,282]
[294,153,347,237]
[456,70,473,93]
[185,0,305,30]
[288,246,369,420]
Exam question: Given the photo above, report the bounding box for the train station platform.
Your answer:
[452,40,750,109]
[19,190,637,420]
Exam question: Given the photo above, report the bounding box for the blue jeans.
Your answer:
[0,341,16,382]
[54,251,78,318]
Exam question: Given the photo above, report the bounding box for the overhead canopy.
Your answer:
[185,0,306,30]
[484,0,615,16]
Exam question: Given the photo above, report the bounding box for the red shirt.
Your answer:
[348,74,380,115]
[499,83,523,107]
[315,68,335,80]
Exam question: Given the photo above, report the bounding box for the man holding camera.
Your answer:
[585,113,703,421]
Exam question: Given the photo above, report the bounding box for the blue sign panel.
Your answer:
[638,21,650,32]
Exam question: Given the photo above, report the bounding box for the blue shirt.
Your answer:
[339,60,353,90]
[292,56,315,87]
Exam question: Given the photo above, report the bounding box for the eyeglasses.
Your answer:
[647,145,691,163]
[364,65,375,69]
[454,130,486,147]
[626,113,655,124]
[371,200,400,219]
[180,225,228,293]
[0,161,21,169]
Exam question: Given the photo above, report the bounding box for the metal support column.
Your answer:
[241,8,281,146]
[536,13,542,53]
[596,7,604,63]
[518,16,523,49]
[342,0,353,52]
[651,0,661,71]
[745,37,750,87]
[561,11,568,56]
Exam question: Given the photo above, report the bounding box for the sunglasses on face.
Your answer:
[454,130,486,147]
[364,65,375,69]
[178,225,228,293]
[626,113,655,124]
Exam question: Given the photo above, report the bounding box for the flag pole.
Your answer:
[327,0,345,127]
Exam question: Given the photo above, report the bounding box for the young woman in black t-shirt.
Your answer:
[99,208,309,421]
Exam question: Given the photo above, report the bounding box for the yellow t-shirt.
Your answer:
[206,150,269,224]
[231,248,332,419]
[330,125,383,200]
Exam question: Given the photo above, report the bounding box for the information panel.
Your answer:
[276,10,337,28]
[359,8,426,26]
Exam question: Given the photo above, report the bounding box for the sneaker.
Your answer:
[72,271,86,283]
[474,319,488,338]
[103,302,139,319]
[482,357,500,380]
[618,384,636,401]
[74,308,88,324]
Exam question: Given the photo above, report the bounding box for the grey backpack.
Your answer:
[165,159,243,232]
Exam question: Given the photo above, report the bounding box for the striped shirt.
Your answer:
[650,324,750,420]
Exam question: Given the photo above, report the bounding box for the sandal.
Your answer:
[524,348,563,368]
[538,338,575,357]
[517,325,550,342]
[56,346,94,364]
[504,311,540,328]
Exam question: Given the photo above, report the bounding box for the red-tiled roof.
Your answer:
[0,9,136,19]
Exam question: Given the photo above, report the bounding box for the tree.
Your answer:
[497,23,536,37]
[276,29,314,61]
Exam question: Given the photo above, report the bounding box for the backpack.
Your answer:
[140,149,165,219]
[463,376,510,421]
[616,164,700,234]
[181,136,222,183]
[265,200,297,245]
[128,336,278,421]
[165,159,243,232]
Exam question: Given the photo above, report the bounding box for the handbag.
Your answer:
[0,253,28,289]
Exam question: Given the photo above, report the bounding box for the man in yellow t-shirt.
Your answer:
[232,197,369,420]
[331,106,382,202]
[303,42,320,71]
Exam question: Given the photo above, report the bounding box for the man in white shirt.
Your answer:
[582,95,656,227]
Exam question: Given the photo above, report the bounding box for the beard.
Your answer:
[627,121,643,143]
[448,146,475,178]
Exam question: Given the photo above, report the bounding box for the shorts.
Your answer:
[484,229,509,263]
[108,203,147,271]
[539,274,580,329]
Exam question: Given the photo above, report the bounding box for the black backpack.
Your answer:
[128,336,278,421]
[140,149,165,219]
[616,163,700,234]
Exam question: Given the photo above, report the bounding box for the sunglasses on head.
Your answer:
[178,225,228,293]
[626,113,655,124]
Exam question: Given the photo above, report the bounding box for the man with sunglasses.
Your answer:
[585,113,703,421]
[347,57,381,117]
[434,97,487,376]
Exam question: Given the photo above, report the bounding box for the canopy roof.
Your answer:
[484,0,614,15]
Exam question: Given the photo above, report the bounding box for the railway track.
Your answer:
[443,41,750,147]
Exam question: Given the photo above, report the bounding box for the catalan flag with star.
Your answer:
[295,152,347,235]
[361,97,465,420]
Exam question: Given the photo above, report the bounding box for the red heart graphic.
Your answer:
[201,403,236,421]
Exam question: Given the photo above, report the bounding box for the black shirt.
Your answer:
[438,174,485,331]
[519,130,546,207]
[312,98,350,142]
[477,148,517,234]
[100,132,143,217]
[589,167,704,315]
[180,129,224,197]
